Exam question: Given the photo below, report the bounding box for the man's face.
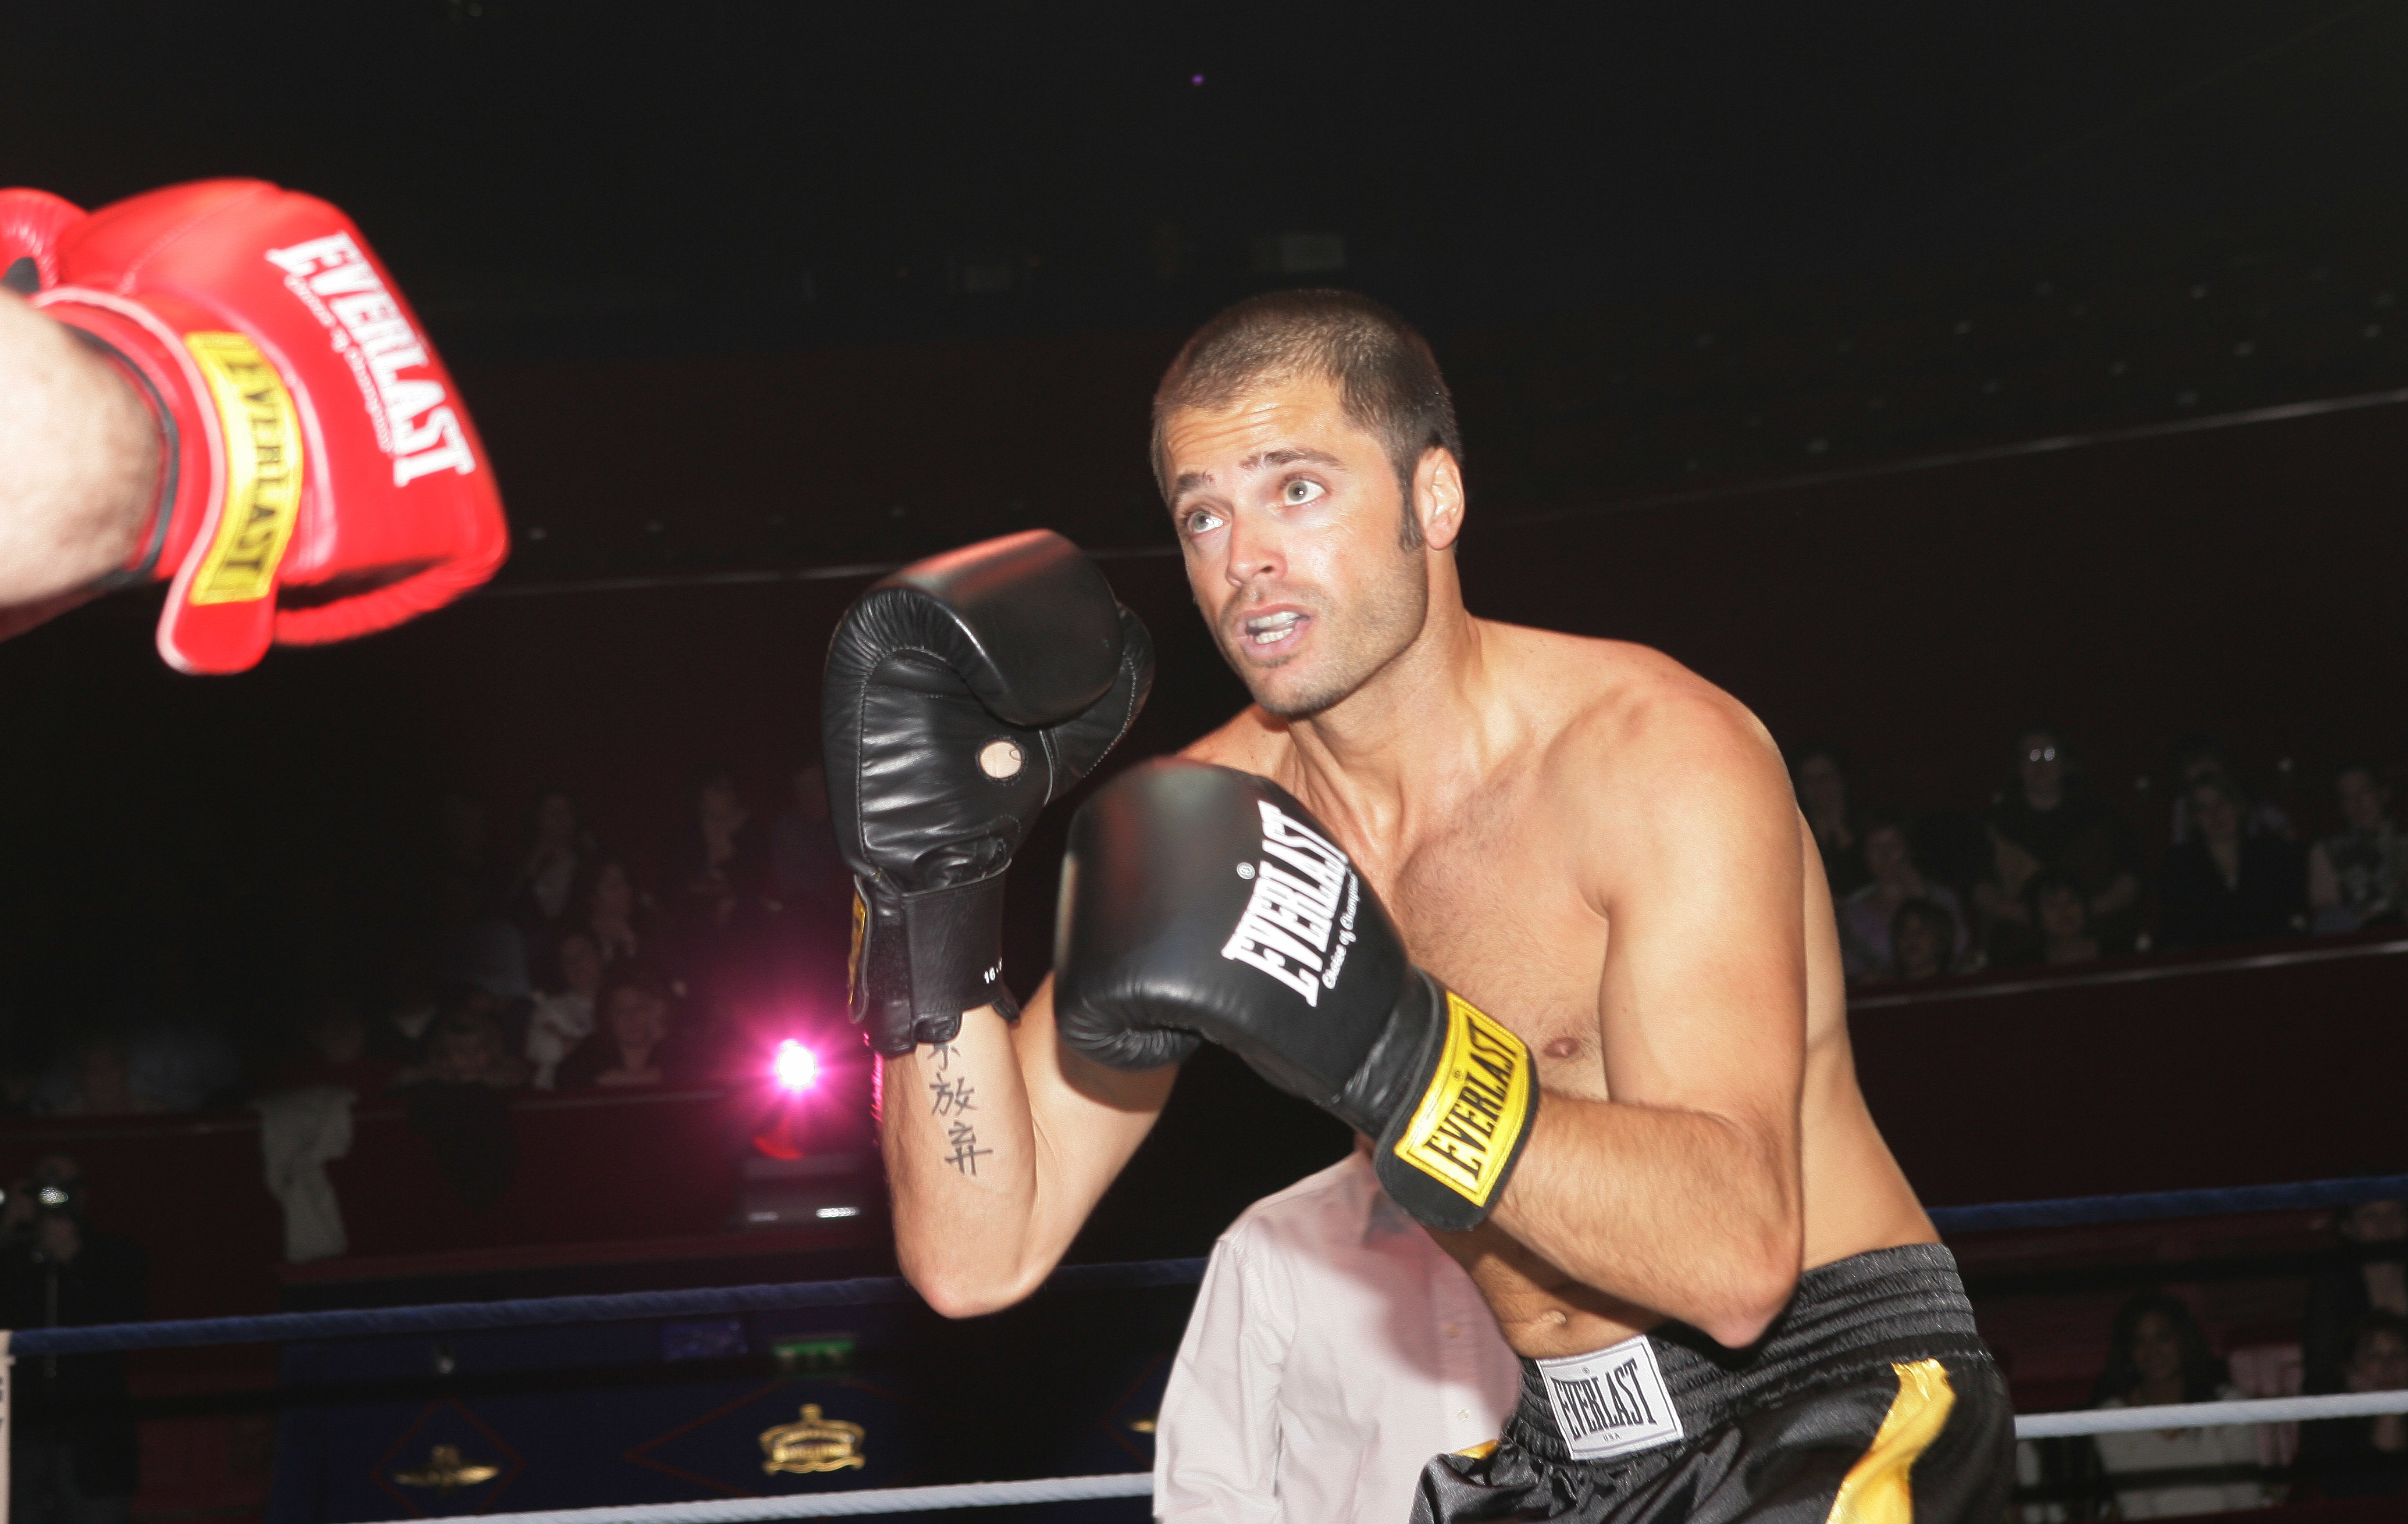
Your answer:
[1162,373,1431,719]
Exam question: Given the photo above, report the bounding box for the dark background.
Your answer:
[5,0,2407,1244]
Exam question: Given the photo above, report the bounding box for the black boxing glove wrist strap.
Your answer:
[850,875,1018,1055]
[1369,973,1541,1232]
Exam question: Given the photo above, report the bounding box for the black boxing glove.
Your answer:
[1055,760,1538,1231]
[825,530,1153,1055]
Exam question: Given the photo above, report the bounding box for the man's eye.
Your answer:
[1282,479,1325,506]
[1184,508,1223,536]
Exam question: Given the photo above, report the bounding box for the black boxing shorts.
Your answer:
[1412,1244,2013,1524]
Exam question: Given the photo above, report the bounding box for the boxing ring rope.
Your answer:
[0,1173,2398,1519]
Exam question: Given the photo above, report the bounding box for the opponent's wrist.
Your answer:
[1367,974,1541,1232]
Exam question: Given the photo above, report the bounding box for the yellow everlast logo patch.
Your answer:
[1394,991,1533,1207]
[183,332,302,605]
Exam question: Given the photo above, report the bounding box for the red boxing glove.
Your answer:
[15,179,507,673]
[1,188,83,294]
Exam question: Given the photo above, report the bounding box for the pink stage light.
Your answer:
[771,1038,820,1094]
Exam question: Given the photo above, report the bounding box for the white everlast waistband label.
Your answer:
[1538,1334,1683,1461]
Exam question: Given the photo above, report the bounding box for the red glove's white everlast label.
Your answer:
[1220,800,1359,1007]
[262,233,478,487]
[1537,1335,1684,1462]
[181,331,302,605]
[1392,991,1533,1209]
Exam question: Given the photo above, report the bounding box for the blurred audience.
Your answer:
[1975,727,2140,965]
[524,929,604,1090]
[2025,872,2101,966]
[1886,899,1964,982]
[2158,773,2308,949]
[2089,1290,2268,1516]
[558,969,695,1090]
[2307,764,2402,933]
[39,1041,162,1118]
[264,997,399,1097]
[2297,1311,2408,1499]
[507,788,600,951]
[2169,737,2295,845]
[579,859,652,969]
[2306,1194,2408,1394]
[1837,813,1967,979]
[1,1155,148,1524]
[394,998,529,1091]
[1791,743,1869,897]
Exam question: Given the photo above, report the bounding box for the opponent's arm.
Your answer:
[1483,698,1807,1345]
[881,980,1173,1316]
[0,288,155,608]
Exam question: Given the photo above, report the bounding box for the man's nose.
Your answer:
[1223,508,1284,588]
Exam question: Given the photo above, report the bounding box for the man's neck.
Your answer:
[1280,597,1499,855]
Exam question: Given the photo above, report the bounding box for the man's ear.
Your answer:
[1414,448,1466,551]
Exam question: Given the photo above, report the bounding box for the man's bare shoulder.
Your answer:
[1177,705,1292,775]
[1492,623,1790,846]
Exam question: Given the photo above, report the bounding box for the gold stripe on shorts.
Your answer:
[1825,1359,1956,1524]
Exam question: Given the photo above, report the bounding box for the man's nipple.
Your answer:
[1542,1037,1582,1060]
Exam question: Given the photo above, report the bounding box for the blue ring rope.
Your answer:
[11,1174,2400,1357]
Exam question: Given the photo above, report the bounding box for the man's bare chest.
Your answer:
[1360,810,1611,1097]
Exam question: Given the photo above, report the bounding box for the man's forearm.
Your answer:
[882,1005,1050,1316]
[0,291,156,604]
[1490,1091,1801,1347]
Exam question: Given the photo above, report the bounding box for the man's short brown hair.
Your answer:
[1151,290,1460,548]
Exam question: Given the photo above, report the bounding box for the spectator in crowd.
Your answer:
[264,996,399,1096]
[2089,1290,2268,1516]
[2307,764,2402,933]
[507,788,600,952]
[39,1040,162,1118]
[2168,737,2296,845]
[1885,898,1964,982]
[393,998,529,1090]
[524,929,604,1090]
[772,760,849,917]
[2305,1194,2408,1394]
[1791,742,1869,897]
[1155,1137,1521,1524]
[578,859,652,969]
[392,994,524,1212]
[2028,871,2102,966]
[1837,812,1966,979]
[0,1155,148,1524]
[1975,727,2141,963]
[2158,773,2309,948]
[558,969,693,1090]
[664,765,774,1016]
[2297,1311,2408,1499]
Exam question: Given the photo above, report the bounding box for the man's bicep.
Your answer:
[1591,712,1808,1125]
[1013,975,1177,1244]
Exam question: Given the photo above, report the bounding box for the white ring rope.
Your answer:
[355,1472,1155,1524]
[2013,1387,2408,1439]
[331,1391,2408,1521]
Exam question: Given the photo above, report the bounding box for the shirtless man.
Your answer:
[824,291,2013,1522]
